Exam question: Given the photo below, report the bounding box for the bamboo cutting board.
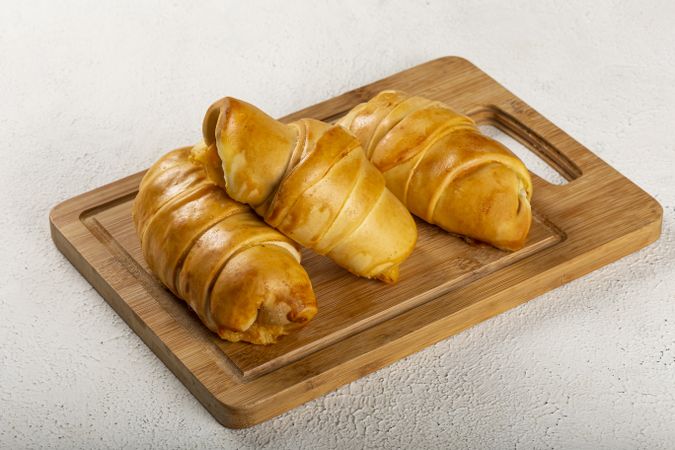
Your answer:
[50,57,662,428]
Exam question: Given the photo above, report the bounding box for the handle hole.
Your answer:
[470,106,581,184]
[479,124,568,185]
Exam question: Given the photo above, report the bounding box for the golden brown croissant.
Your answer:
[338,90,533,251]
[132,145,317,344]
[202,97,417,283]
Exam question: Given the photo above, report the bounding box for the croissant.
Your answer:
[338,90,533,251]
[132,145,317,344]
[202,97,417,283]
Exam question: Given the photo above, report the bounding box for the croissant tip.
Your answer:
[374,265,400,284]
[203,96,247,145]
[288,304,318,324]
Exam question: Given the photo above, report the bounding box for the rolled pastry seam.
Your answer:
[202,97,418,282]
[132,147,317,344]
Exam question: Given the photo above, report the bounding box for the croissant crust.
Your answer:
[338,90,533,251]
[132,146,317,344]
[202,97,418,282]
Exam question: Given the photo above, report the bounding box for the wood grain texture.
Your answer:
[50,57,662,428]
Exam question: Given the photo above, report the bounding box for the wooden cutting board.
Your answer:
[50,57,662,428]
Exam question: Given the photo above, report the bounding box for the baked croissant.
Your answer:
[202,97,417,283]
[338,90,533,251]
[132,145,317,344]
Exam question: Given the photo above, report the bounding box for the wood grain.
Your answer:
[50,56,662,428]
[89,194,560,379]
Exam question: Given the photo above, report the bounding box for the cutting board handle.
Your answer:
[469,101,590,185]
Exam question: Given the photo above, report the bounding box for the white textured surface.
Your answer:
[1,0,674,448]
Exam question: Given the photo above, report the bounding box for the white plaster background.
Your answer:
[1,1,674,448]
